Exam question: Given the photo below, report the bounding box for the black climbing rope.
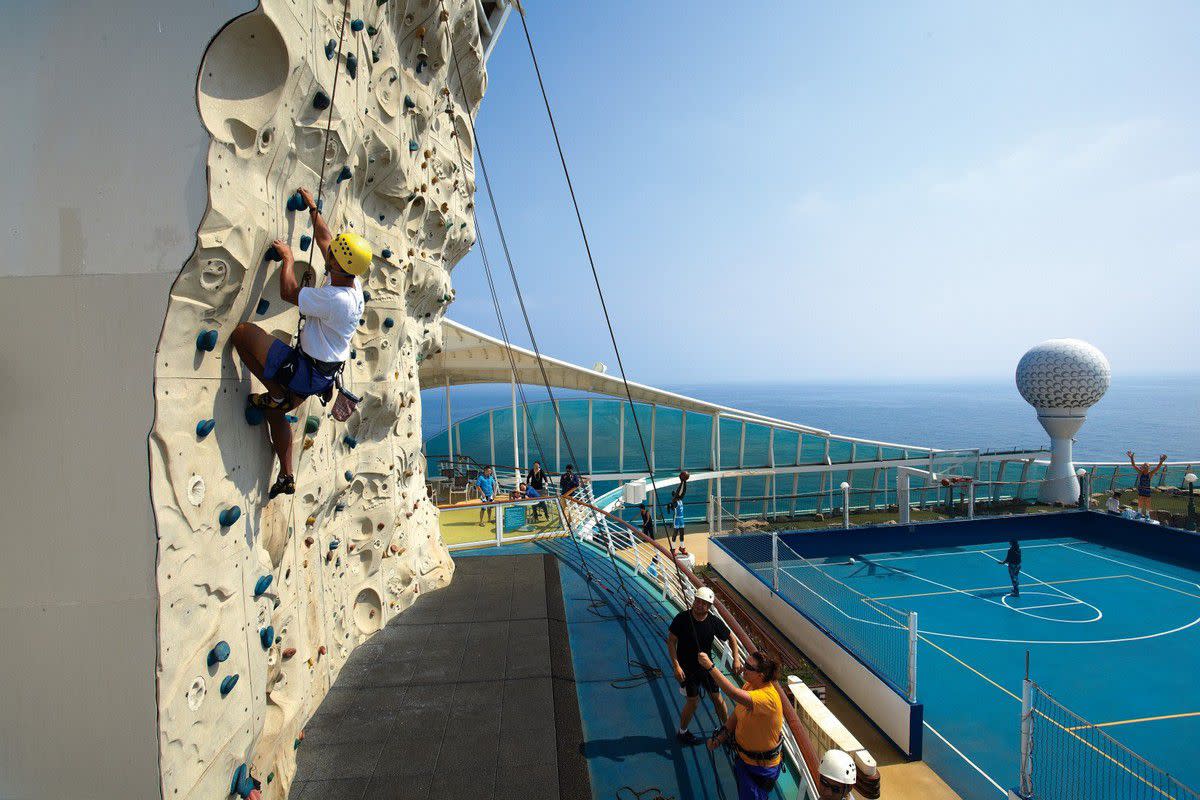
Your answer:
[616,787,675,800]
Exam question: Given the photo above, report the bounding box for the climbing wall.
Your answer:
[148,1,489,797]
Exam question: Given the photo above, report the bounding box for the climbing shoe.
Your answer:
[268,474,296,500]
[249,392,291,411]
[676,730,703,746]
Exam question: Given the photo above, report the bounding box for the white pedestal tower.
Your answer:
[1015,339,1111,505]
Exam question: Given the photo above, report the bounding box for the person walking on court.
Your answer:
[997,540,1022,597]
[1127,451,1168,519]
[698,649,785,800]
[667,586,739,745]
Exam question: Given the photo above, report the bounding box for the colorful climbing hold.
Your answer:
[304,415,321,434]
[299,234,312,251]
[230,763,254,798]
[282,647,297,659]
[351,18,364,31]
[329,539,340,551]
[285,414,298,424]
[403,95,416,111]
[381,248,393,259]
[408,139,419,152]
[346,53,358,79]
[219,506,241,527]
[259,626,275,649]
[244,405,265,426]
[350,348,357,359]
[383,316,395,329]
[196,419,216,438]
[220,674,239,697]
[343,434,358,449]
[304,536,314,547]
[325,39,337,60]
[195,329,219,352]
[313,90,331,110]
[254,575,273,597]
[362,290,372,302]
[286,191,305,212]
[344,470,353,481]
[367,24,378,36]
[372,49,381,64]
[335,167,352,186]
[208,640,231,666]
[264,245,283,262]
[256,298,270,315]
[318,645,327,656]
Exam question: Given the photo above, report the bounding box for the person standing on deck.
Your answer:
[527,461,549,521]
[698,649,785,800]
[667,587,739,745]
[231,187,368,500]
[640,503,655,540]
[476,466,497,525]
[560,464,581,496]
[1127,452,1168,519]
[669,471,690,552]
[997,540,1022,597]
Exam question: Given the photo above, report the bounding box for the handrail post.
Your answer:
[967,480,976,519]
[907,611,918,703]
[841,482,851,529]
[495,502,502,547]
[771,531,779,593]
[1019,677,1034,798]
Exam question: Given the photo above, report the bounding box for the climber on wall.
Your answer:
[231,187,369,500]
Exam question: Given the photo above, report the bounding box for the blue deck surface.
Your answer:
[722,514,1200,799]
[457,539,801,800]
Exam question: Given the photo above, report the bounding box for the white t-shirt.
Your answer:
[1105,497,1121,513]
[298,278,363,363]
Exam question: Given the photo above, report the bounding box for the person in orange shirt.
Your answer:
[697,649,784,800]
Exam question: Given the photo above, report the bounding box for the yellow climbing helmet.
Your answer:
[329,231,372,276]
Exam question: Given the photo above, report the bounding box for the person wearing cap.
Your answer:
[232,186,368,500]
[697,648,784,800]
[815,749,857,799]
[667,586,739,745]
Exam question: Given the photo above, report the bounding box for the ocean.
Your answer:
[422,375,1199,463]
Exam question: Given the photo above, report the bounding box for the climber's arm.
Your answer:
[298,188,334,261]
[275,240,300,306]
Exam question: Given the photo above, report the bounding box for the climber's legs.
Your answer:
[231,322,291,401]
[266,406,299,477]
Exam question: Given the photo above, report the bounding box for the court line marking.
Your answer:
[980,552,1103,624]
[1063,544,1200,599]
[1066,710,1200,732]
[810,539,1086,567]
[921,720,1007,797]
[1012,599,1085,611]
[872,574,1125,601]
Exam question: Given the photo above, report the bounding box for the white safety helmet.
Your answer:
[694,586,715,605]
[819,749,857,786]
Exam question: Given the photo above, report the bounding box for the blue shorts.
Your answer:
[733,758,781,800]
[263,339,337,398]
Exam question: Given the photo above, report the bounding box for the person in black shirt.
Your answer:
[640,503,655,539]
[996,540,1022,597]
[667,586,740,744]
[560,464,581,495]
[527,461,549,520]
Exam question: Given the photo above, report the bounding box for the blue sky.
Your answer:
[449,1,1200,383]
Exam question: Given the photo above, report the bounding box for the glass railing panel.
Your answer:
[683,411,713,470]
[773,429,800,467]
[500,498,564,541]
[718,417,742,467]
[455,413,493,466]
[828,439,854,464]
[743,422,772,469]
[799,434,827,465]
[880,446,906,461]
[558,398,590,473]
[622,402,654,473]
[652,405,684,472]
[590,400,621,472]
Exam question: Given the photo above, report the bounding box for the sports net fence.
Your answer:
[1024,681,1200,800]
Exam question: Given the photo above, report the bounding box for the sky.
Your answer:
[448,1,1200,384]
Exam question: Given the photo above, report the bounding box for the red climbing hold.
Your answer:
[318,645,327,656]
[282,647,297,659]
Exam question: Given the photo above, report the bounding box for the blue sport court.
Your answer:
[716,512,1200,800]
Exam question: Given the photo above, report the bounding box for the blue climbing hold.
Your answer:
[346,53,358,79]
[219,506,241,527]
[254,575,273,597]
[344,470,353,482]
[289,190,307,211]
[337,166,352,183]
[245,405,265,426]
[329,539,340,550]
[313,90,330,110]
[221,674,239,697]
[372,49,380,64]
[351,18,364,31]
[208,640,231,666]
[380,248,393,259]
[231,763,254,797]
[325,39,337,60]
[367,24,378,36]
[362,290,372,302]
[195,329,219,352]
[285,414,298,424]
[256,298,270,315]
[264,245,283,263]
[300,234,312,251]
[259,626,275,649]
[383,316,395,329]
[403,95,416,110]
[305,416,321,435]
[408,139,419,152]
[343,434,358,449]
[358,318,365,326]
[349,348,357,359]
[196,419,216,438]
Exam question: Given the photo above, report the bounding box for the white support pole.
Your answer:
[1019,678,1034,798]
[445,377,453,466]
[907,612,919,703]
[714,414,723,534]
[968,480,976,519]
[511,377,519,474]
[649,403,656,473]
[771,531,779,593]
[618,402,625,474]
[679,410,687,473]
[841,482,851,529]
[495,502,503,546]
[554,401,560,473]
[587,398,593,475]
[488,410,495,467]
[898,470,911,525]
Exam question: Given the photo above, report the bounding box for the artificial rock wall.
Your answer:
[149,1,489,796]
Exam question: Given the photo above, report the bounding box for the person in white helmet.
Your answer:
[817,749,857,799]
[667,586,740,744]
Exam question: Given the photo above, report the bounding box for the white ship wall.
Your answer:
[0,1,493,798]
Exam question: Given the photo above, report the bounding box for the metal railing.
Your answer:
[436,496,568,550]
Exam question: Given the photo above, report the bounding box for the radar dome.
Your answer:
[1015,338,1111,410]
